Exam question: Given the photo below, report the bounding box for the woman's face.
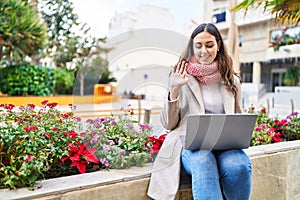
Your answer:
[193,31,219,64]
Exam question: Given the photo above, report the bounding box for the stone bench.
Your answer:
[1,140,300,200]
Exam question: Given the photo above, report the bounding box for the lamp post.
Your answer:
[144,73,148,100]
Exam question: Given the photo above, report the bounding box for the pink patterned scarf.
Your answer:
[187,55,221,84]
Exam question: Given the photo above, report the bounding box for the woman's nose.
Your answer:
[200,46,208,53]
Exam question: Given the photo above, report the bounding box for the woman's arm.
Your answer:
[160,92,181,130]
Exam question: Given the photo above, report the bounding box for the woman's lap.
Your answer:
[181,149,252,200]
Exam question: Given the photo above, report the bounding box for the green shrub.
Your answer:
[0,65,55,96]
[53,68,75,94]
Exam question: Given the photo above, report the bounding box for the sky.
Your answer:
[71,0,204,37]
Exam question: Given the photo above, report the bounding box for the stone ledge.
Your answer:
[244,140,300,157]
[1,140,300,200]
[0,164,153,200]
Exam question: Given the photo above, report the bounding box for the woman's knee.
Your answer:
[217,150,252,177]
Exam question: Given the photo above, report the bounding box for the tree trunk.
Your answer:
[228,0,240,73]
[79,72,84,96]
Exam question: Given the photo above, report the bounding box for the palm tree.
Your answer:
[231,0,300,24]
[0,0,48,63]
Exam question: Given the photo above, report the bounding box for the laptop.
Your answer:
[181,114,258,150]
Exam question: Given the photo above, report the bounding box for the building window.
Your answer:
[212,12,226,23]
[238,36,242,47]
[212,6,227,23]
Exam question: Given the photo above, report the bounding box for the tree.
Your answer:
[0,0,48,63]
[231,0,300,25]
[73,35,114,95]
[39,0,81,67]
[92,56,117,84]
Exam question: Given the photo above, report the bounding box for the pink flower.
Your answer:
[255,126,262,131]
[119,149,126,155]
[103,145,110,152]
[110,120,116,126]
[267,127,277,133]
[108,140,115,145]
[91,134,99,143]
[140,124,152,131]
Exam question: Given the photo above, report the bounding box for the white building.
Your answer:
[106,4,186,101]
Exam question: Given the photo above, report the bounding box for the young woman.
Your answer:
[147,23,252,200]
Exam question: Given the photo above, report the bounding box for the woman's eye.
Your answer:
[195,45,202,49]
[206,45,213,48]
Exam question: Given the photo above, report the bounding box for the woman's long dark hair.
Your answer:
[181,23,241,97]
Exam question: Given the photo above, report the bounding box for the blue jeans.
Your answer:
[181,149,252,200]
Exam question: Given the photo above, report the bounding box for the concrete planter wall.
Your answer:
[1,140,300,200]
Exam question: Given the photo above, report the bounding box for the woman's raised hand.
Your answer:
[169,58,190,99]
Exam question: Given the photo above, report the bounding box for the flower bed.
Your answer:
[0,101,166,189]
[246,106,300,145]
[0,101,299,190]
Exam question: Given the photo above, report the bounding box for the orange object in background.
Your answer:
[94,84,115,96]
[94,84,118,104]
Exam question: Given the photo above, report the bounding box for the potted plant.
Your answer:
[283,67,299,86]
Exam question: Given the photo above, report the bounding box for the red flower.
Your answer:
[24,126,38,132]
[274,119,288,126]
[24,154,34,163]
[68,130,78,139]
[47,102,58,108]
[272,133,283,143]
[62,113,71,118]
[27,104,35,110]
[61,141,99,173]
[44,133,51,140]
[4,104,15,110]
[52,127,58,131]
[146,133,167,153]
[41,100,49,105]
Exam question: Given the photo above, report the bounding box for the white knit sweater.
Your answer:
[200,81,225,114]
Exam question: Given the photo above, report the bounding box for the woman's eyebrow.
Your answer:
[194,41,215,44]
